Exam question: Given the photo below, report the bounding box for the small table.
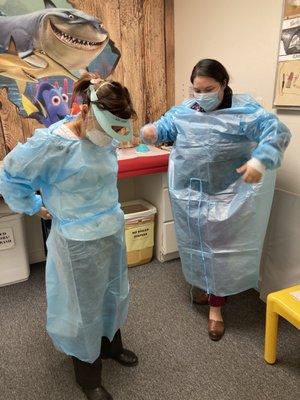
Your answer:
[264,285,300,364]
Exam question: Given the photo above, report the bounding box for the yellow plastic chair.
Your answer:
[264,285,300,364]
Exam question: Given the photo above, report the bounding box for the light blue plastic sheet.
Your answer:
[0,116,124,240]
[142,94,291,296]
[0,116,129,362]
[46,224,129,363]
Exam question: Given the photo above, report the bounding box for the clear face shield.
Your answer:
[85,85,133,146]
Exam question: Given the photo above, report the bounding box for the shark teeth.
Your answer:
[50,21,103,49]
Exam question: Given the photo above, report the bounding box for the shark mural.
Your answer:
[0,0,120,120]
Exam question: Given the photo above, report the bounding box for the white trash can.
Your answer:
[0,199,30,286]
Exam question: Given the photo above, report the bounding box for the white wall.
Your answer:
[174,0,300,296]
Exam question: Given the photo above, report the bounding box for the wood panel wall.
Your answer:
[0,88,42,159]
[0,0,174,159]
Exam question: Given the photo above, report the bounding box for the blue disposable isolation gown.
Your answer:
[0,116,129,362]
[142,95,290,296]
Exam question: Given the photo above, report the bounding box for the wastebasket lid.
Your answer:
[121,199,157,220]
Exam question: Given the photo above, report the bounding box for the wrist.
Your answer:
[31,195,43,216]
[247,158,266,174]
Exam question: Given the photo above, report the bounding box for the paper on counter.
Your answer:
[117,145,169,160]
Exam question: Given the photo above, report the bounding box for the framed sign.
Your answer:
[274,0,300,108]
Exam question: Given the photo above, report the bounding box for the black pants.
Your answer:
[41,219,52,255]
[72,329,123,389]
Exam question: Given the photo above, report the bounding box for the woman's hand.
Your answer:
[36,206,52,220]
[236,163,262,184]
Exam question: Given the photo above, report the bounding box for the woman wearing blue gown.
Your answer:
[141,59,291,341]
[0,73,138,400]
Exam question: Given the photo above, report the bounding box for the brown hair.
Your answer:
[72,72,137,120]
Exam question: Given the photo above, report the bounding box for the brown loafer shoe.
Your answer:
[208,319,225,341]
[192,288,209,305]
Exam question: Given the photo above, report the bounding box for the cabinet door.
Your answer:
[162,188,173,222]
[162,221,178,254]
[162,172,169,188]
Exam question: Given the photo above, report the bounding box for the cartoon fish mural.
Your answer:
[0,0,120,112]
[0,38,78,84]
[29,81,69,127]
[0,0,119,71]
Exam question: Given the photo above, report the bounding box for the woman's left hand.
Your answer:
[236,163,262,184]
[36,206,52,220]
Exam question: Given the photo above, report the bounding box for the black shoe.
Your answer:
[103,349,139,367]
[82,386,113,400]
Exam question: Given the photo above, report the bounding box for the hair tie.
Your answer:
[94,81,114,97]
[90,77,103,85]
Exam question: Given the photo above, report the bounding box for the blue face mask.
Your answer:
[193,90,222,112]
[89,86,133,142]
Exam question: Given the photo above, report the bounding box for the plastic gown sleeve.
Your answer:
[141,107,179,144]
[243,108,291,170]
[0,130,57,215]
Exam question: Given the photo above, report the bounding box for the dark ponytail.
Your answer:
[190,59,232,109]
[72,72,137,120]
[72,73,93,105]
[221,86,233,110]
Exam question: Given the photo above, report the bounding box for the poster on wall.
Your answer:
[274,0,300,108]
[0,0,120,126]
